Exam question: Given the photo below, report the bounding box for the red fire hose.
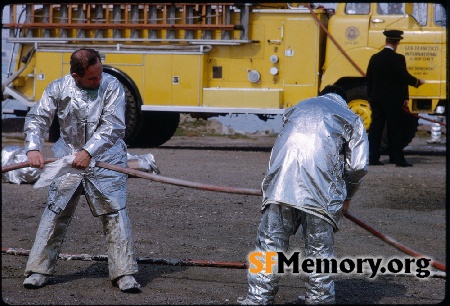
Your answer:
[344,211,446,272]
[2,159,446,272]
[1,159,261,196]
[403,106,447,127]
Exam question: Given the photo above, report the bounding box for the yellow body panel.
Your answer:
[283,18,320,86]
[35,53,64,99]
[205,11,325,109]
[171,55,204,106]
[145,55,172,104]
[203,88,282,109]
[103,53,143,65]
[144,54,204,106]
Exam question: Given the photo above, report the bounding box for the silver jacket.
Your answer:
[261,93,369,230]
[24,73,128,215]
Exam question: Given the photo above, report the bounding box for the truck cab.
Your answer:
[323,3,446,132]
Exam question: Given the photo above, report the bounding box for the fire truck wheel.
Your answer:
[123,86,143,145]
[346,86,371,131]
[129,111,180,148]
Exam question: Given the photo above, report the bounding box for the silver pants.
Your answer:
[24,184,139,282]
[246,204,335,304]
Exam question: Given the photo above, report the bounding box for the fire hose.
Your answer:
[2,159,446,273]
[306,4,447,128]
[403,106,447,127]
[1,247,248,269]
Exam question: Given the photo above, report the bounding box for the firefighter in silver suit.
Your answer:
[22,48,141,293]
[238,85,369,304]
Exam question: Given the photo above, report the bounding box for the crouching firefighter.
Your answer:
[238,85,369,304]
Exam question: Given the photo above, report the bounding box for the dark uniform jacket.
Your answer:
[366,47,420,105]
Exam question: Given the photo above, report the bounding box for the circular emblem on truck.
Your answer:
[345,26,359,40]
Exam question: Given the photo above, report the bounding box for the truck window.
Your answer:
[412,3,428,26]
[377,3,404,15]
[434,3,447,27]
[345,3,370,15]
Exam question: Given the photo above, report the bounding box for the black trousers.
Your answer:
[368,100,406,164]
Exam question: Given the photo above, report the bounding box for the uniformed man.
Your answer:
[366,29,425,167]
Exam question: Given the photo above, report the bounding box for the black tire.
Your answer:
[129,111,180,148]
[123,85,143,145]
[102,68,144,146]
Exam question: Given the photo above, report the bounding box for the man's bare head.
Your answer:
[70,48,101,77]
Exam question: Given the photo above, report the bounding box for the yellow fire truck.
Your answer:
[2,3,447,147]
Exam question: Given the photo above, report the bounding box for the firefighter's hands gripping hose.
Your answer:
[1,157,446,273]
[25,150,46,169]
[31,155,96,189]
[73,149,92,169]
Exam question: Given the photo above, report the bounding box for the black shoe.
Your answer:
[369,161,384,166]
[396,161,413,167]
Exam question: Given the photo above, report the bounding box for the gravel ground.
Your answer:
[1,122,447,305]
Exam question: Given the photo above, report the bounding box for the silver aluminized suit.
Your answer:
[23,73,139,281]
[244,93,369,304]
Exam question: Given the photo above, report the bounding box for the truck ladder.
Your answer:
[4,3,250,45]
